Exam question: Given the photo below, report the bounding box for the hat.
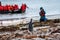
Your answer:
[40,7,43,10]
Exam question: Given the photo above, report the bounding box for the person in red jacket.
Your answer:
[7,5,11,11]
[10,5,14,11]
[14,4,19,10]
[20,3,28,13]
[3,6,8,11]
[0,6,3,11]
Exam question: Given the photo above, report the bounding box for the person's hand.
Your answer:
[27,7,29,8]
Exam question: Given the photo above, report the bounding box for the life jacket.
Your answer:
[21,4,27,11]
[0,6,3,11]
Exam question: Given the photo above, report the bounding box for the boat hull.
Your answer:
[0,9,24,14]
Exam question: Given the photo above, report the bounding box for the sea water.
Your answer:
[0,0,60,20]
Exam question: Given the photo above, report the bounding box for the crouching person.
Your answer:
[39,7,47,22]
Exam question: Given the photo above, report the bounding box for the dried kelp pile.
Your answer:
[0,19,60,40]
[0,26,60,40]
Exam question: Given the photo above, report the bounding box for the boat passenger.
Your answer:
[7,5,11,11]
[20,3,28,13]
[3,6,8,11]
[14,4,19,10]
[10,5,14,12]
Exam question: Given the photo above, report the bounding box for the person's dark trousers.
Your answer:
[28,19,33,33]
[40,16,47,22]
[39,16,47,26]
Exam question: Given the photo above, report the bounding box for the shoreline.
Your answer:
[0,14,60,20]
[0,17,60,26]
[0,14,60,26]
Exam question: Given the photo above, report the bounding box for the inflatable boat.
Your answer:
[0,2,27,14]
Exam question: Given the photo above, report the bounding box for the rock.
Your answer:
[15,33,23,38]
[23,35,37,39]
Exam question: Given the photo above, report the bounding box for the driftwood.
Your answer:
[0,27,19,32]
[0,26,60,40]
